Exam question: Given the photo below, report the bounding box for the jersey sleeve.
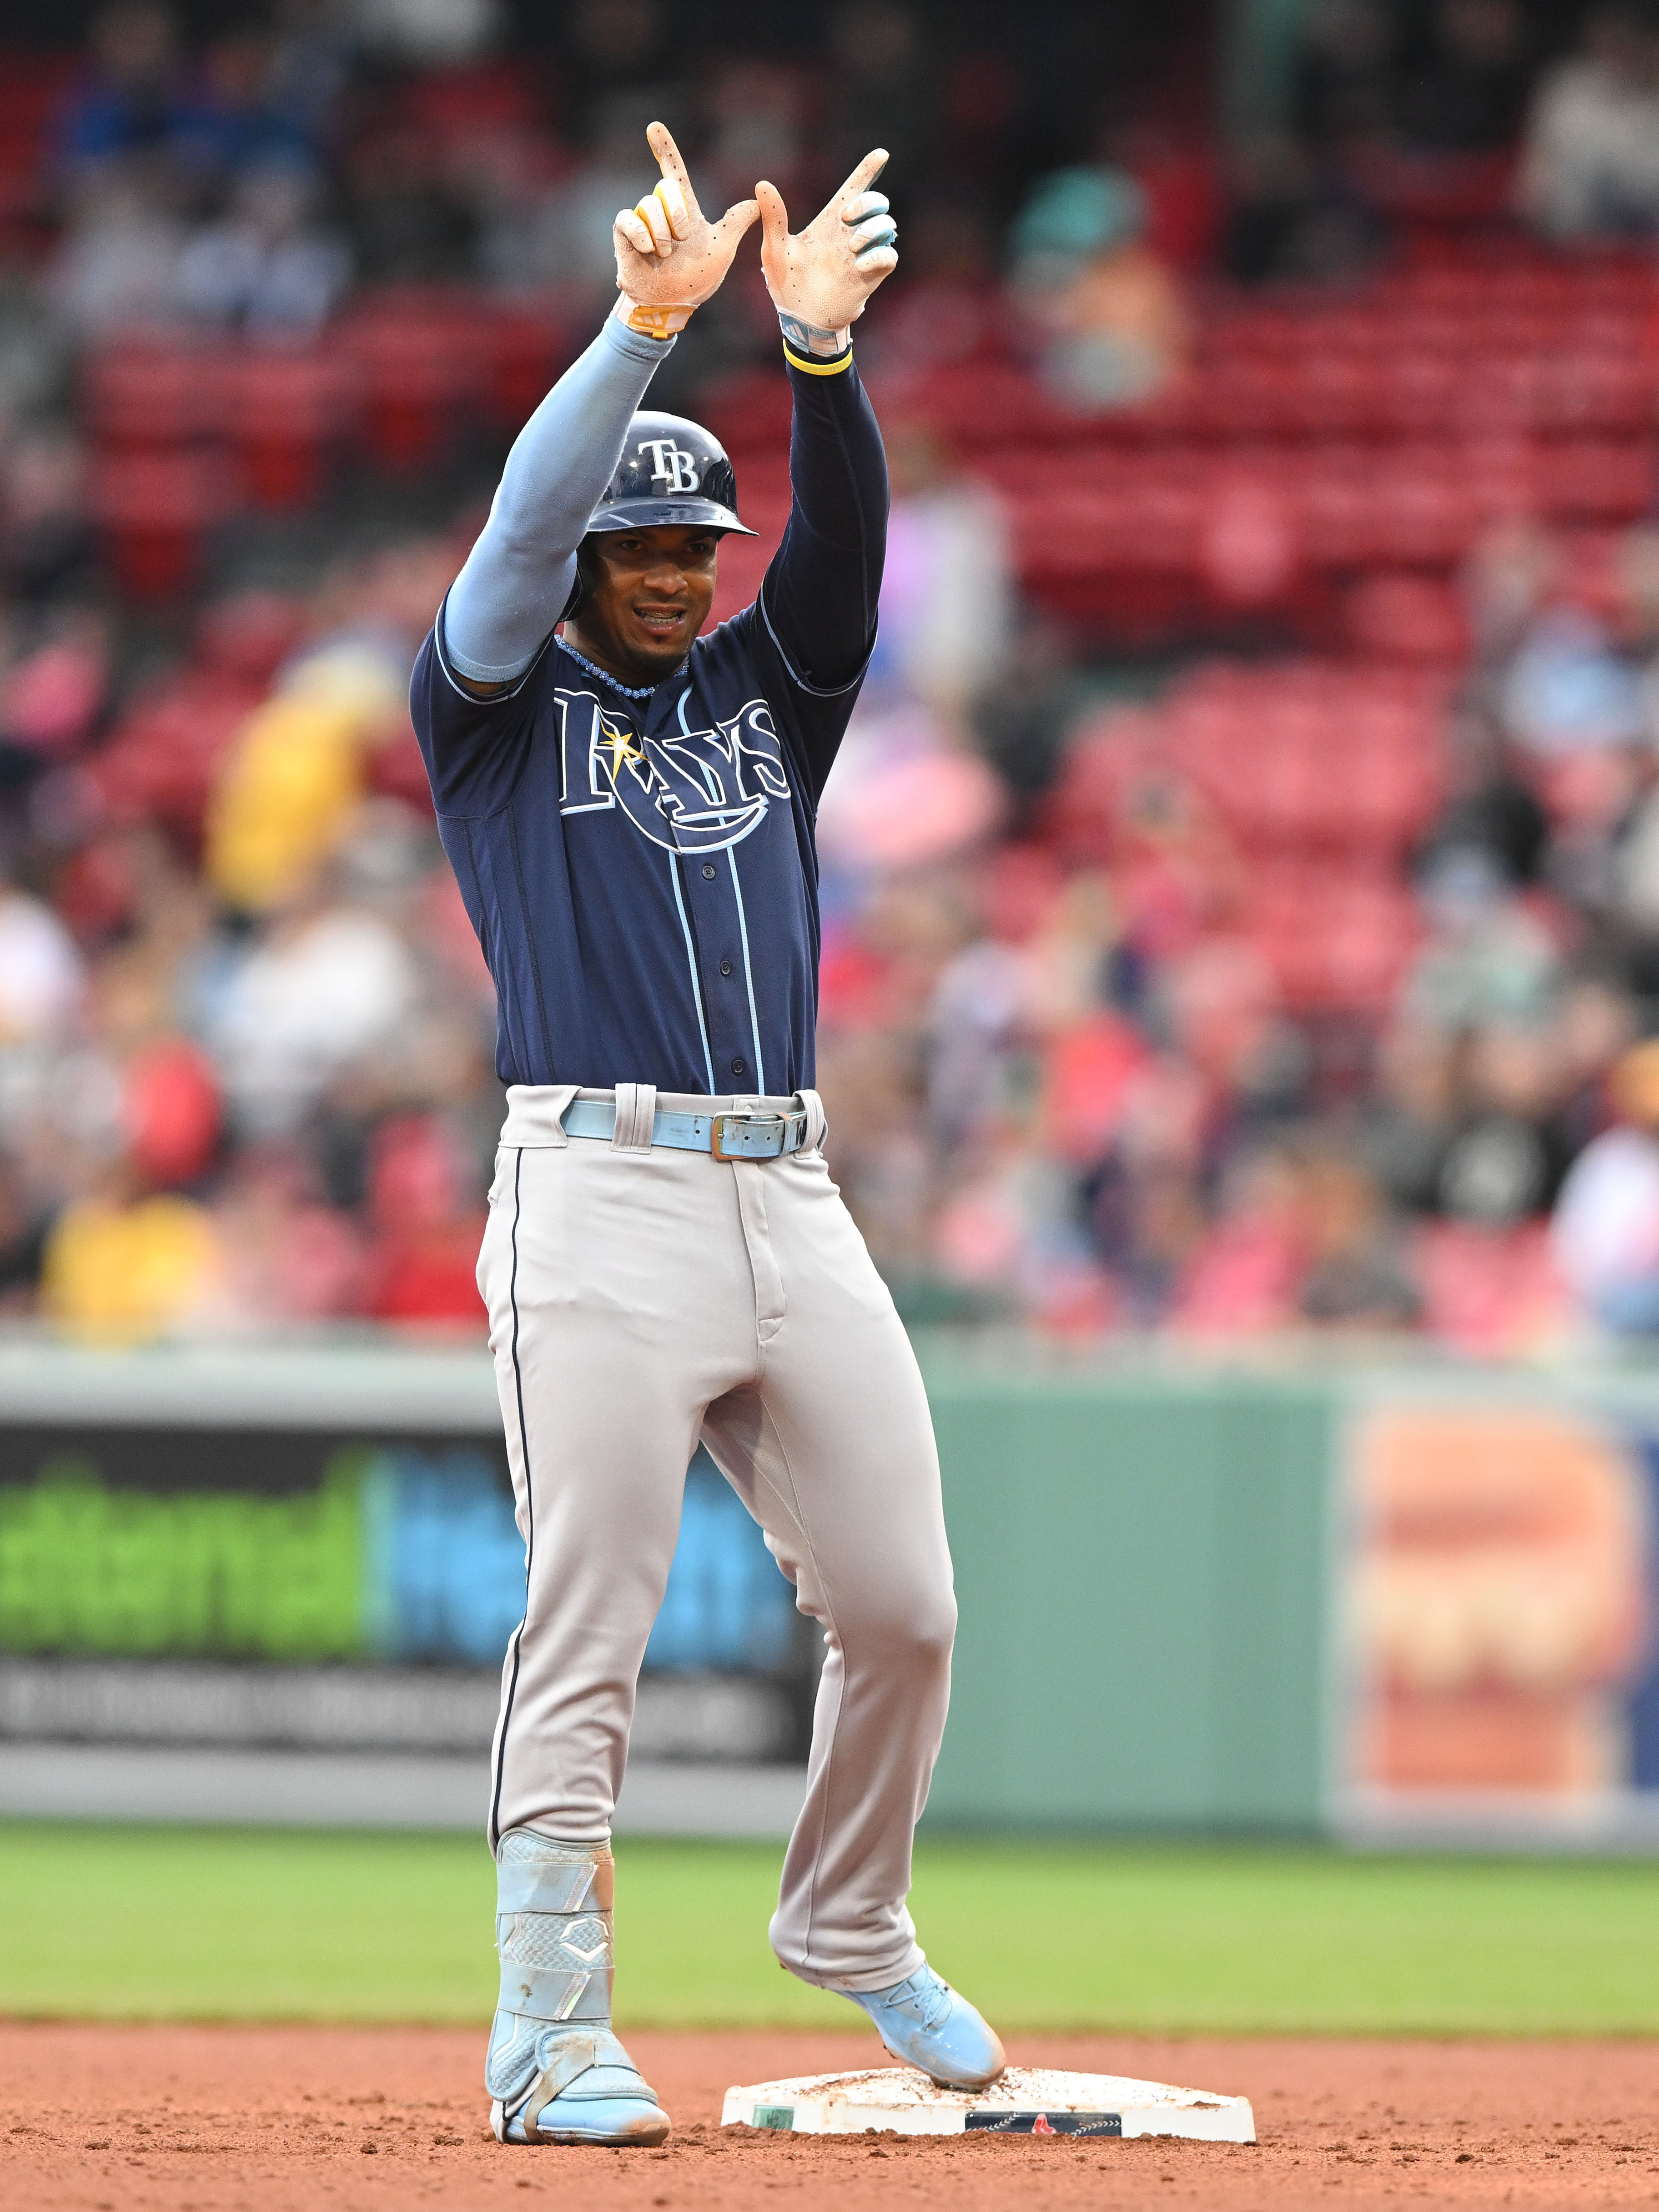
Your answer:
[409,603,551,820]
[748,347,889,803]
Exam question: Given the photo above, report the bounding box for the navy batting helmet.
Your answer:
[586,411,756,538]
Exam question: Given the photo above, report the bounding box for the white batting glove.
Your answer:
[757,150,898,358]
[612,121,760,339]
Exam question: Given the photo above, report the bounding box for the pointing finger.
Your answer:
[834,147,889,210]
[646,120,700,217]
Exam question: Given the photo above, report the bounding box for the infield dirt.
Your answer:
[3,2023,1657,2210]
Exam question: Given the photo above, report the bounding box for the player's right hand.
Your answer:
[613,122,759,318]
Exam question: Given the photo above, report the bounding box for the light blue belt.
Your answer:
[563,1098,809,1161]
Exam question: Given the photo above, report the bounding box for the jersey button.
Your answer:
[701,862,717,879]
[719,960,733,976]
[731,1058,747,1077]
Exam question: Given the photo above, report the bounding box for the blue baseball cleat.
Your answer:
[840,1963,1006,2091]
[489,2025,669,2146]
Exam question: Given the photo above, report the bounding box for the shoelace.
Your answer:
[889,1967,954,2033]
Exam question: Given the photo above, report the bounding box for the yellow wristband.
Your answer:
[782,339,854,376]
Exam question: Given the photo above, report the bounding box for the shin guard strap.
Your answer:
[514,2038,598,2142]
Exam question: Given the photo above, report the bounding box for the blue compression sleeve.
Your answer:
[443,314,675,684]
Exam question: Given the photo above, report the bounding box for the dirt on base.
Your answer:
[3,2023,1658,2212]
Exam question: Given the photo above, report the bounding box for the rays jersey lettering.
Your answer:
[554,687,790,854]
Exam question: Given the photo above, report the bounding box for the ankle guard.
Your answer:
[486,1832,615,2106]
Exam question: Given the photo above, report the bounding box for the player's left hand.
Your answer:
[756,151,898,348]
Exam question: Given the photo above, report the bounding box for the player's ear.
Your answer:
[561,539,600,623]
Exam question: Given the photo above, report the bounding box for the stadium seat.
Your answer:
[340,292,481,474]
[90,451,232,601]
[224,348,357,511]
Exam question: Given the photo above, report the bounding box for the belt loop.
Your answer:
[611,1082,657,1152]
[545,1085,578,1147]
[794,1088,828,1155]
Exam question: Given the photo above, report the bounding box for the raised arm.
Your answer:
[752,155,899,713]
[444,315,671,684]
[444,123,758,687]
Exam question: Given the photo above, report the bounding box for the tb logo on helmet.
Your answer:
[637,439,700,494]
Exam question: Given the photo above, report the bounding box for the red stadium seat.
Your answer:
[85,343,229,449]
[88,672,261,839]
[90,451,232,601]
[224,348,357,510]
[340,292,482,473]
[483,304,571,431]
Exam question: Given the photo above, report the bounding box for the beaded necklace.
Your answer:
[559,639,684,704]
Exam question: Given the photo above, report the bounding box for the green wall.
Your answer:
[922,1355,1336,1835]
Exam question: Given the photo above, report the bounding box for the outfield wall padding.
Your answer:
[920,1354,1334,1834]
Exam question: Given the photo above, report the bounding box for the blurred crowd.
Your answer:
[2,1,1659,1352]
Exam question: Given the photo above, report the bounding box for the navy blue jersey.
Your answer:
[410,357,887,1096]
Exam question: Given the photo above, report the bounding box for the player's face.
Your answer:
[575,525,720,684]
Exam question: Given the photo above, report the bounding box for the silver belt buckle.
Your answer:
[710,1109,789,1161]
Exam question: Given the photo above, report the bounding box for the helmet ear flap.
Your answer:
[560,539,599,624]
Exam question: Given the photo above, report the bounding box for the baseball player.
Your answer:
[412,123,1004,2149]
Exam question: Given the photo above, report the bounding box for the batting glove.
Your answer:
[612,121,760,340]
[757,150,899,359]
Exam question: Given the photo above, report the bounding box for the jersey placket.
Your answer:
[654,683,765,1094]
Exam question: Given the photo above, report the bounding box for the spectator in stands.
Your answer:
[1518,0,1659,238]
[352,0,503,66]
[188,26,322,181]
[1294,0,1398,153]
[49,166,186,337]
[41,1174,221,1342]
[0,880,85,1045]
[206,886,422,1141]
[210,1138,365,1325]
[1221,135,1388,286]
[175,161,351,337]
[53,2,200,183]
[555,0,679,147]
[0,608,111,769]
[360,1111,488,1327]
[0,1158,48,1311]
[347,120,479,284]
[486,92,653,307]
[265,0,357,142]
[1397,0,1535,152]
[701,57,808,221]
[1009,163,1190,408]
[1553,1036,1659,1332]
[825,2,939,204]
[1403,842,1561,1034]
[1365,1023,1461,1216]
[0,266,73,429]
[867,419,1011,715]
[0,431,94,607]
[1434,1018,1576,1227]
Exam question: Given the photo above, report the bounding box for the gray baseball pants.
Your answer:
[476,1083,956,1993]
